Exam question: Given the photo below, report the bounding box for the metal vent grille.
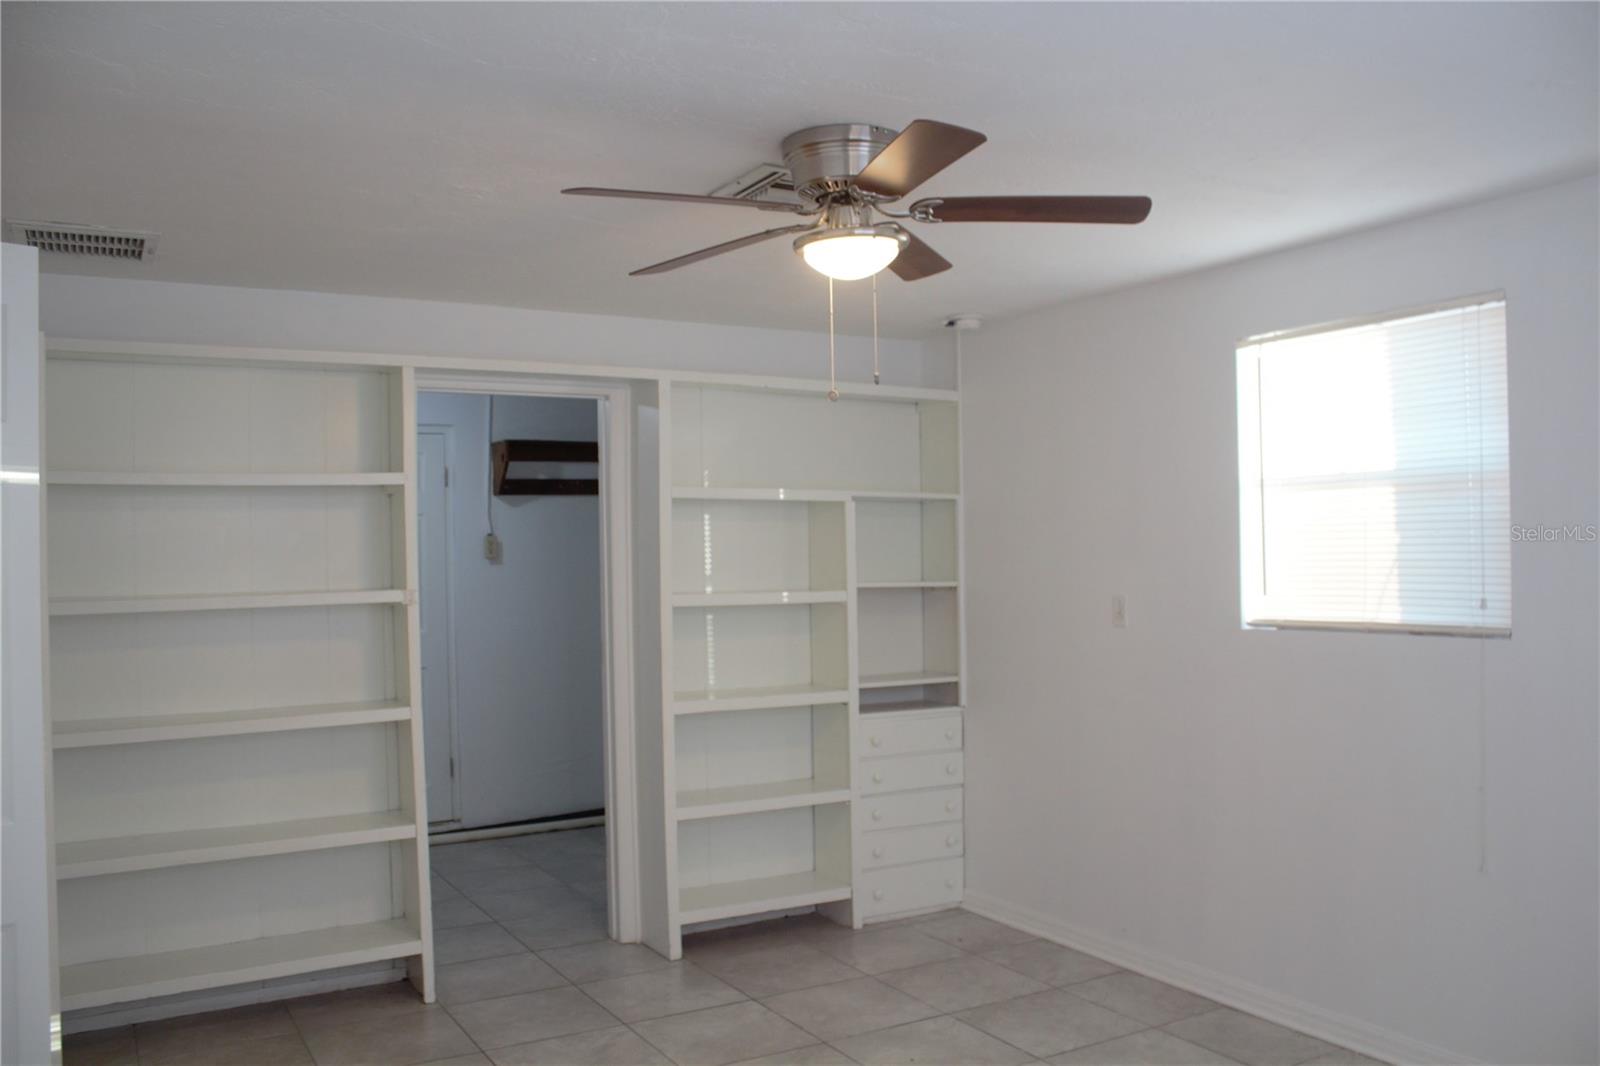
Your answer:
[710,164,804,206]
[3,220,158,260]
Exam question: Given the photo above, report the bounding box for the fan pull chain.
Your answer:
[827,276,839,402]
[872,273,881,385]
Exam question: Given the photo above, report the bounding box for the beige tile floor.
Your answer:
[64,829,1385,1066]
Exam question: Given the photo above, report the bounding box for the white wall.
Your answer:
[417,392,604,829]
[961,174,1598,1066]
[36,275,950,388]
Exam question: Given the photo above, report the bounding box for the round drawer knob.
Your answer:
[945,801,957,812]
[869,736,882,748]
[945,763,957,775]
[872,772,883,784]
[871,847,885,858]
[946,836,959,847]
[873,889,885,901]
[944,729,956,740]
[871,809,883,821]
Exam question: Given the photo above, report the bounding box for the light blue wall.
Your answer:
[418,391,604,829]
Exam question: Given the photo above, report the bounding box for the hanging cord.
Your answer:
[872,272,881,385]
[827,276,839,401]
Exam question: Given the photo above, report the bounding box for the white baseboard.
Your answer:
[962,890,1480,1066]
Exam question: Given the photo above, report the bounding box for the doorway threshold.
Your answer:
[430,810,605,845]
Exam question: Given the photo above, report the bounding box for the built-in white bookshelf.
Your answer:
[646,378,962,958]
[44,352,433,1013]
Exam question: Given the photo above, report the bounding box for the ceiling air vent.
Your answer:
[709,164,804,207]
[3,220,158,261]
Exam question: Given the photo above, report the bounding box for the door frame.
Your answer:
[415,424,463,830]
[414,371,639,945]
[2,243,61,1064]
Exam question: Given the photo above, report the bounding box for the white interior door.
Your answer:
[417,429,458,825]
[2,243,59,1065]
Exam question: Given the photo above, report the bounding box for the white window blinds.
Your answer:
[1237,296,1510,635]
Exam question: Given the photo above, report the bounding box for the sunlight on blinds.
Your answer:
[1237,296,1510,635]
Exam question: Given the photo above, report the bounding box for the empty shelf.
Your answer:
[672,487,847,503]
[57,811,417,879]
[53,700,413,749]
[860,700,963,715]
[857,581,959,590]
[60,919,423,1011]
[672,590,846,608]
[47,472,405,487]
[859,671,961,690]
[50,590,407,616]
[679,870,852,925]
[851,491,960,501]
[672,488,959,503]
[674,684,851,715]
[676,779,851,821]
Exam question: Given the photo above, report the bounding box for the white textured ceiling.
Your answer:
[3,2,1595,337]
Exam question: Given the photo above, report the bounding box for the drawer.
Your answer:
[859,858,964,919]
[861,787,963,830]
[860,752,964,795]
[861,822,964,869]
[860,713,962,758]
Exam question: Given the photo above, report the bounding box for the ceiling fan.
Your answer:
[563,120,1151,282]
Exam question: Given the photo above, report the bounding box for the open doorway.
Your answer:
[413,369,642,947]
[416,383,626,949]
[417,390,606,834]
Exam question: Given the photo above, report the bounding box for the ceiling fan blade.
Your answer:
[912,195,1152,224]
[888,230,952,281]
[851,120,987,199]
[563,187,809,214]
[629,224,817,276]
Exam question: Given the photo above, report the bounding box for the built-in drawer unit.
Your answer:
[856,706,964,923]
[860,751,963,795]
[861,787,963,831]
[859,857,964,919]
[861,714,962,758]
[860,822,964,870]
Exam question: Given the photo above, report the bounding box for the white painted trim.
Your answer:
[416,423,463,829]
[414,370,640,946]
[45,338,958,403]
[961,891,1478,1066]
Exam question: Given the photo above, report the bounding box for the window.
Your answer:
[1237,295,1510,636]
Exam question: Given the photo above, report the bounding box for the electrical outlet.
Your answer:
[1112,594,1127,628]
[484,532,503,564]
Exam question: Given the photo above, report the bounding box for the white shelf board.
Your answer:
[673,684,852,716]
[672,488,959,503]
[57,811,417,879]
[852,491,960,501]
[672,590,846,608]
[672,487,847,503]
[675,779,851,821]
[53,700,413,749]
[858,671,961,690]
[857,581,959,591]
[665,370,958,404]
[860,701,964,715]
[679,870,852,925]
[50,589,408,616]
[60,919,423,1011]
[47,472,404,487]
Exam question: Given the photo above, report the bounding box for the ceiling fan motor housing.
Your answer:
[780,123,900,203]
